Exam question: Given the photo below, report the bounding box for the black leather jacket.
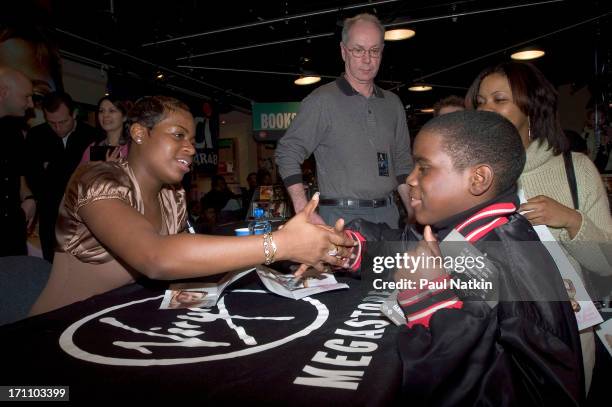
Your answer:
[346,190,584,406]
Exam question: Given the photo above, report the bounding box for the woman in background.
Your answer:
[80,95,130,163]
[466,61,612,396]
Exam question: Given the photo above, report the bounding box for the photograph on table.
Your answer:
[160,288,210,310]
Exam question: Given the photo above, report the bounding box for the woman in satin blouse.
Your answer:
[30,96,354,315]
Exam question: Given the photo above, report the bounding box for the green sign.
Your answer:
[218,138,234,148]
[252,102,300,141]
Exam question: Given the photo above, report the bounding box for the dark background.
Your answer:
[4,1,611,122]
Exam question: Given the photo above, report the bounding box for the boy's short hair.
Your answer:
[421,110,526,194]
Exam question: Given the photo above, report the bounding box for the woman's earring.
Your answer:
[528,116,532,140]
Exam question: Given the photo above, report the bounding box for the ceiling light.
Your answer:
[420,108,434,113]
[384,28,415,41]
[408,84,432,92]
[294,75,321,86]
[511,48,545,61]
[156,72,165,80]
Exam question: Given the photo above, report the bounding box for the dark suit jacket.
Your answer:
[26,121,101,211]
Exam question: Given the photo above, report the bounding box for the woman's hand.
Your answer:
[292,217,357,278]
[105,146,121,162]
[276,193,356,274]
[519,195,582,238]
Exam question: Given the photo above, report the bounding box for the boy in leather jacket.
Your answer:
[342,111,584,406]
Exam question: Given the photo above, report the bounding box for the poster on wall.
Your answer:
[193,101,220,175]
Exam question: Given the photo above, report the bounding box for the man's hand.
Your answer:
[21,198,36,230]
[308,211,326,225]
[286,183,326,225]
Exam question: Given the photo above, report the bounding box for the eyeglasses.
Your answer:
[345,46,383,59]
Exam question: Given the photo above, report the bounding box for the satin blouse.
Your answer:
[55,159,187,263]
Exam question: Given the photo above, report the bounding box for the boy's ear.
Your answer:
[469,164,494,196]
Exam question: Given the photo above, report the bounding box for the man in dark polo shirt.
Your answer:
[26,92,100,261]
[0,67,36,256]
[275,13,412,228]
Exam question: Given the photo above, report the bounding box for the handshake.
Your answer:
[277,192,359,279]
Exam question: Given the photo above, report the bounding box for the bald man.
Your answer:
[0,67,33,117]
[1,24,61,127]
[0,66,36,256]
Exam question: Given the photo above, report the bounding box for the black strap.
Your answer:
[562,150,579,210]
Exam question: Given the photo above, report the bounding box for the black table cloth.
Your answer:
[1,272,402,404]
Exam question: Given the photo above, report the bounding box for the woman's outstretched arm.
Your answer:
[79,193,356,280]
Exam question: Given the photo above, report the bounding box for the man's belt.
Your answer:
[319,197,390,208]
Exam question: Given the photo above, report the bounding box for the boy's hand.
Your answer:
[394,226,445,284]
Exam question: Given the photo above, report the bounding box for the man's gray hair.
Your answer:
[341,13,385,44]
